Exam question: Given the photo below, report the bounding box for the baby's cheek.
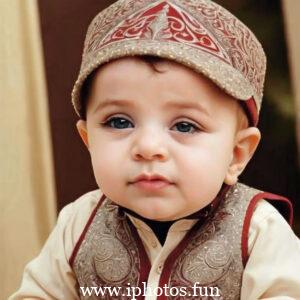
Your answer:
[91,153,124,196]
[180,152,227,198]
[91,154,111,184]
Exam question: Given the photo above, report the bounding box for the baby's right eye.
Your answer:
[102,117,134,129]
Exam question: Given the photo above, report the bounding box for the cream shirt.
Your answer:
[9,190,300,300]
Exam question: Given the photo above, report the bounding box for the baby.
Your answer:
[11,0,300,299]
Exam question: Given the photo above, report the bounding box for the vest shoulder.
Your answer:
[234,182,261,194]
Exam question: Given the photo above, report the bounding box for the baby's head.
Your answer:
[72,0,266,221]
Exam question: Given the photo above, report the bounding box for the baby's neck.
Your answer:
[123,184,230,245]
[124,204,213,246]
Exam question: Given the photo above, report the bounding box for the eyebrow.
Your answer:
[92,98,211,117]
[92,99,135,114]
[162,100,211,117]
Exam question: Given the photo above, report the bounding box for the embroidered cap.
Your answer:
[72,0,267,126]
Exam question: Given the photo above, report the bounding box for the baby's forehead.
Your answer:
[89,56,242,119]
[95,56,219,90]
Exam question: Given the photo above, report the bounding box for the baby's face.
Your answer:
[81,58,246,221]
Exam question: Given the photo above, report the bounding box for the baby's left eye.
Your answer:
[171,122,199,134]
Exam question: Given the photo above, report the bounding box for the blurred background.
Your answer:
[1,0,299,298]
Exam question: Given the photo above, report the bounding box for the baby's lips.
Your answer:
[130,173,173,184]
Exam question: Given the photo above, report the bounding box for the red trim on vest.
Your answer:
[69,194,106,268]
[241,192,293,267]
[127,219,152,300]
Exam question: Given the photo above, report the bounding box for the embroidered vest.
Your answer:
[70,183,293,299]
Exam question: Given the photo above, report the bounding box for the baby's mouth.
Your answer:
[129,173,173,191]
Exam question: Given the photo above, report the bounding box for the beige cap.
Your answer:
[72,0,267,125]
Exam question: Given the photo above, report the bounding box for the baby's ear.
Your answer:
[76,120,89,149]
[224,127,261,185]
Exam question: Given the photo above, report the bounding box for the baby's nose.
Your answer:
[130,129,169,162]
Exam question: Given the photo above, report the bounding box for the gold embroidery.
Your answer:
[73,201,141,299]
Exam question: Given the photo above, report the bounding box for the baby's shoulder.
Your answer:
[250,198,293,230]
[57,190,103,240]
[60,189,102,215]
[248,199,298,248]
[70,189,102,212]
[251,199,282,221]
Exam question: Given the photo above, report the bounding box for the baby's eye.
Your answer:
[103,117,134,129]
[171,121,199,134]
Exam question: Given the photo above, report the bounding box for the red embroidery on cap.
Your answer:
[98,1,231,64]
